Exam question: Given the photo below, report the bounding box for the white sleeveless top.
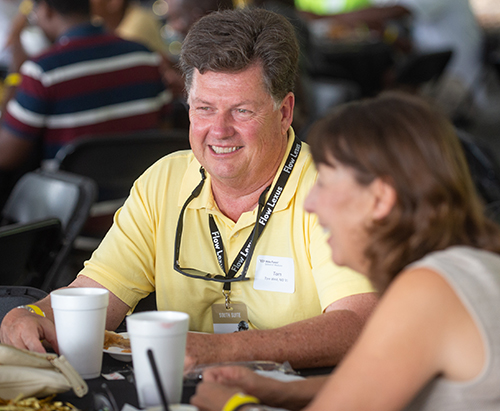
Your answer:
[404,246,500,410]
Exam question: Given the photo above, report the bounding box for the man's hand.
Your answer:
[191,381,242,411]
[202,366,281,405]
[192,366,314,411]
[0,307,58,353]
[0,277,128,355]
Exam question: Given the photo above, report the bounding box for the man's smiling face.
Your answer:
[187,63,290,190]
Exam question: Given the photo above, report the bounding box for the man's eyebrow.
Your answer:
[190,97,257,107]
[189,97,211,105]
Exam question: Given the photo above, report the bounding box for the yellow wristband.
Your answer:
[4,73,22,87]
[17,304,45,317]
[222,393,260,411]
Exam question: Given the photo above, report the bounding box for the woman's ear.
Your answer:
[371,177,396,220]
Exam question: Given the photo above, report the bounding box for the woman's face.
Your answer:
[305,159,379,274]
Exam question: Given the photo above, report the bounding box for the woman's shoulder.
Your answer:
[407,246,500,289]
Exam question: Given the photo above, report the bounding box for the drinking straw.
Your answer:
[147,349,171,411]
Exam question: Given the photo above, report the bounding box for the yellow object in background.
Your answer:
[4,73,22,87]
[295,0,371,15]
[233,0,251,8]
[19,0,33,16]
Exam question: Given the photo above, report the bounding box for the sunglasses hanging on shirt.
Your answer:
[173,137,302,322]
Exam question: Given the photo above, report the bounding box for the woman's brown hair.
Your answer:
[308,91,500,292]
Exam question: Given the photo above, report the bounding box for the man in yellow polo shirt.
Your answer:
[0,8,377,370]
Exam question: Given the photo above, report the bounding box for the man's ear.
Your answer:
[280,92,295,135]
[371,178,396,220]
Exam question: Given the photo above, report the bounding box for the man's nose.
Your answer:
[210,112,234,137]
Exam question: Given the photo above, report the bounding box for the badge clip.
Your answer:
[223,289,231,310]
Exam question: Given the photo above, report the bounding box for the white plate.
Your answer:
[255,369,305,382]
[103,332,132,362]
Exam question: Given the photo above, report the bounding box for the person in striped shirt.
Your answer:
[0,0,172,172]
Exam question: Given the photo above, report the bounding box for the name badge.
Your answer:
[253,255,295,293]
[211,303,249,334]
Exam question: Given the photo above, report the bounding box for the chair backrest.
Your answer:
[395,50,453,86]
[484,30,500,82]
[456,128,500,206]
[54,129,191,202]
[0,285,48,325]
[0,219,62,288]
[1,170,97,290]
[485,200,500,226]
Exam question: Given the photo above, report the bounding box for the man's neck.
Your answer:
[105,7,127,32]
[211,177,274,223]
[54,16,91,39]
[210,132,292,222]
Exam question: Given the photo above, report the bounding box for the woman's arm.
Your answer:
[191,366,329,411]
[303,267,485,411]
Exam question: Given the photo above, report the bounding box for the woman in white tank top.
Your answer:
[190,91,500,411]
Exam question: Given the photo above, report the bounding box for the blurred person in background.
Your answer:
[0,0,171,204]
[161,0,234,128]
[296,0,484,122]
[90,0,167,55]
[0,0,51,111]
[90,0,193,126]
[0,0,23,74]
[162,0,233,48]
[251,0,316,136]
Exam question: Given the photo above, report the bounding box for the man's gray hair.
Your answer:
[179,8,299,105]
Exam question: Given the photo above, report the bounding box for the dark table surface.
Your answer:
[56,353,334,411]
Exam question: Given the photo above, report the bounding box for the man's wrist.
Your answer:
[16,304,45,317]
[222,393,260,411]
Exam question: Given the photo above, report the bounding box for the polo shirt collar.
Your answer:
[178,127,307,218]
[56,22,105,45]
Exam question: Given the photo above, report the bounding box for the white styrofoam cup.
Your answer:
[51,287,109,379]
[126,311,189,408]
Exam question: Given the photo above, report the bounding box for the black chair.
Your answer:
[54,129,190,202]
[0,285,48,325]
[456,128,500,206]
[52,129,191,245]
[393,50,453,88]
[484,30,500,82]
[0,219,62,288]
[1,170,97,291]
[485,200,500,226]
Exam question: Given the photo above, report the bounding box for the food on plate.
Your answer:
[0,394,77,411]
[104,331,131,352]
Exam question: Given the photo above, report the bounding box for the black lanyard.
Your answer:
[208,137,302,292]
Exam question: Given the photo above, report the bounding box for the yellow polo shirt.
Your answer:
[80,129,373,332]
